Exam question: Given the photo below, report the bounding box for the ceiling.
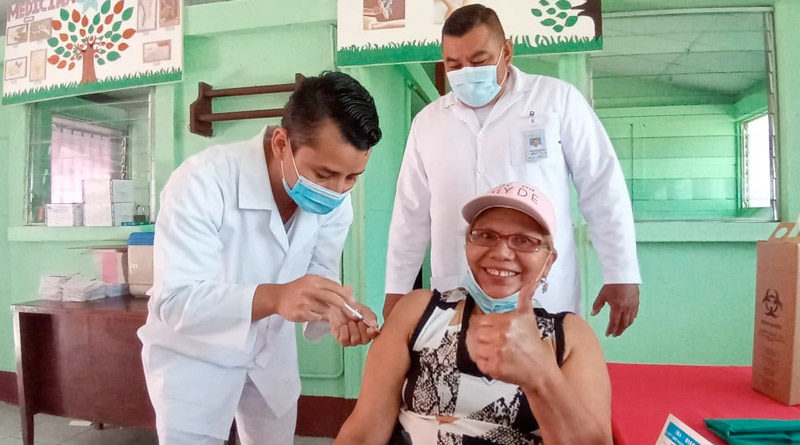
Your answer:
[591,11,770,98]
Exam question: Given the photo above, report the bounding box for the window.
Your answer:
[48,116,128,205]
[591,9,778,221]
[741,114,775,210]
[27,88,154,225]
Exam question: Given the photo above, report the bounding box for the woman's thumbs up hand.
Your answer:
[465,281,559,387]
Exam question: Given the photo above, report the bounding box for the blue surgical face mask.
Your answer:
[461,250,551,314]
[446,45,507,108]
[281,146,348,215]
[462,266,519,313]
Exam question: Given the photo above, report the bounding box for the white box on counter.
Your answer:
[84,202,135,226]
[45,203,83,226]
[127,232,154,296]
[82,179,134,204]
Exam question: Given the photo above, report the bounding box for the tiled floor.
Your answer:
[0,402,333,445]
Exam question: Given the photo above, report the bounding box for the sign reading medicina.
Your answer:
[3,0,182,105]
[337,0,602,66]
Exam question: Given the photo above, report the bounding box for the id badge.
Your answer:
[523,130,547,162]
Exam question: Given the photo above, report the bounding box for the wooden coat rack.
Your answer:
[189,73,305,137]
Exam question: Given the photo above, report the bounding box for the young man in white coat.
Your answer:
[138,71,382,445]
[384,5,642,337]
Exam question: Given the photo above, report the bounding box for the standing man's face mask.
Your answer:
[281,144,348,215]
[446,45,507,108]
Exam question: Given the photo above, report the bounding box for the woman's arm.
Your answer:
[334,289,433,444]
[523,314,612,445]
[467,289,611,445]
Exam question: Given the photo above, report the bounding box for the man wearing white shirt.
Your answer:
[139,72,382,445]
[384,5,641,337]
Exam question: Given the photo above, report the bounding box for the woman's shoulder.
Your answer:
[393,287,467,316]
[395,288,435,311]
[560,312,596,337]
[559,312,604,363]
[386,288,468,343]
[384,289,435,335]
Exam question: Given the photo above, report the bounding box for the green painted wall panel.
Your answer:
[599,104,736,118]
[513,55,560,78]
[628,116,735,138]
[0,135,10,372]
[295,325,345,379]
[626,136,738,159]
[631,179,736,201]
[634,199,738,213]
[610,135,737,162]
[604,124,634,140]
[630,158,735,180]
[586,241,757,365]
[598,103,739,219]
[176,24,338,158]
[608,137,632,159]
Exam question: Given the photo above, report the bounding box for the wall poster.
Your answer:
[337,0,601,66]
[3,0,183,105]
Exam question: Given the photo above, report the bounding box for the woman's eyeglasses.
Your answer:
[467,228,546,253]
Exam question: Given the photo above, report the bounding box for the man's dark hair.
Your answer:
[441,4,505,40]
[282,71,381,151]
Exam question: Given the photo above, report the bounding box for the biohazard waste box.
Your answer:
[753,220,800,405]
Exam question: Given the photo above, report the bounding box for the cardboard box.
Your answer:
[45,203,83,226]
[82,179,134,204]
[84,202,135,226]
[127,232,154,296]
[752,221,800,405]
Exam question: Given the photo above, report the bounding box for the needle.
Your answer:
[343,302,381,332]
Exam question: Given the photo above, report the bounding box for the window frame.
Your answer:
[24,88,155,226]
[592,8,779,222]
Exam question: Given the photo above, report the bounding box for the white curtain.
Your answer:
[49,119,125,204]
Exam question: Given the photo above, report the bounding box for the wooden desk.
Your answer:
[12,296,154,445]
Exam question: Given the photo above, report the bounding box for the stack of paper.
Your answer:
[82,179,135,226]
[61,274,106,302]
[38,275,71,300]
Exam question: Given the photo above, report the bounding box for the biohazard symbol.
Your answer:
[763,288,782,318]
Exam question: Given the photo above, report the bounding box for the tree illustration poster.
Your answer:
[3,0,182,105]
[338,0,601,66]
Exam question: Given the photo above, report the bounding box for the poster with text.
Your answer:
[3,0,183,105]
[338,0,601,66]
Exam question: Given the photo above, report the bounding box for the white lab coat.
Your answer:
[138,129,352,439]
[386,66,640,314]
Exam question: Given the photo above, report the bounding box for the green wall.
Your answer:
[600,104,740,220]
[581,0,800,367]
[1,0,799,401]
[0,121,9,372]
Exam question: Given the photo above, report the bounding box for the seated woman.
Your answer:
[335,182,612,445]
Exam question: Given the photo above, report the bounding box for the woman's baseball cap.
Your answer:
[461,182,556,235]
